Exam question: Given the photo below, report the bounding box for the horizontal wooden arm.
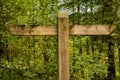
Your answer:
[7,25,116,36]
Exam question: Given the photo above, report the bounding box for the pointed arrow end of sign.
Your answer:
[108,25,117,34]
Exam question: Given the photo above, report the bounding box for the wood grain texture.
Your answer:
[7,25,57,35]
[70,25,116,35]
[7,25,116,35]
[7,12,117,80]
[58,12,69,80]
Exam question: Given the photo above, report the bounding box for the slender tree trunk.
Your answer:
[118,37,120,76]
[107,36,116,80]
[43,37,49,79]
[0,34,2,56]
[91,36,97,79]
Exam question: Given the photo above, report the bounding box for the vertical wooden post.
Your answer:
[58,12,69,80]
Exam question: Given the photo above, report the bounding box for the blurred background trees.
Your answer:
[0,0,120,80]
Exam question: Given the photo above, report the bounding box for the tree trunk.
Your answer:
[118,37,120,76]
[107,36,116,80]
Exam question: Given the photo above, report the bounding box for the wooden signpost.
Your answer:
[7,12,116,80]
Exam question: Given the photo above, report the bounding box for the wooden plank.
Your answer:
[7,25,57,35]
[70,25,116,35]
[7,25,116,35]
[58,12,69,80]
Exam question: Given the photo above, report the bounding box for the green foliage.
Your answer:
[0,0,120,80]
[0,0,58,26]
[0,35,58,80]
[60,0,120,25]
[69,36,108,80]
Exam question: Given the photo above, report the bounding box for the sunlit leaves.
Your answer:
[1,0,58,26]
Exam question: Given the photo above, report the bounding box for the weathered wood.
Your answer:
[7,25,57,35]
[7,25,116,35]
[70,25,116,35]
[58,12,69,80]
[7,11,117,80]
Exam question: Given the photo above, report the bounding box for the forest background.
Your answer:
[0,0,120,80]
